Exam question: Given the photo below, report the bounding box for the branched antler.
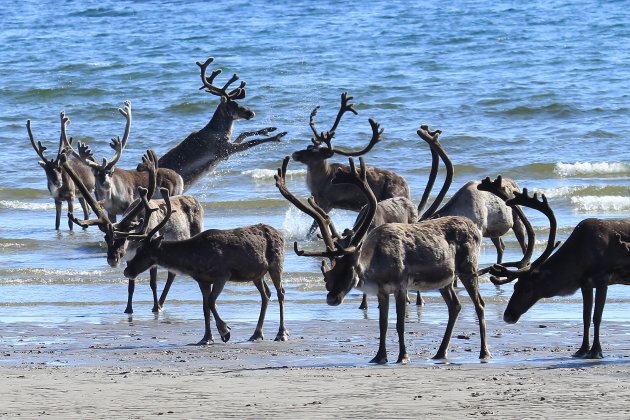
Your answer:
[196,57,246,100]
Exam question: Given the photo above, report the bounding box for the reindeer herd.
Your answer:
[27,57,630,363]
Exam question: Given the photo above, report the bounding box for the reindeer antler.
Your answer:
[274,156,344,258]
[417,125,454,220]
[26,119,55,166]
[196,57,246,100]
[482,185,560,285]
[331,157,377,248]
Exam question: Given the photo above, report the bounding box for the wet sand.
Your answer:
[2,299,630,418]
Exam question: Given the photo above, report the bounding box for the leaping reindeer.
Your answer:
[27,111,95,230]
[276,156,489,363]
[479,177,630,359]
[291,92,410,236]
[157,57,287,189]
[121,189,288,344]
[67,101,184,221]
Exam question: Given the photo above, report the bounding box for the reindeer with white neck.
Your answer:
[65,101,183,222]
[26,111,95,230]
[276,155,489,363]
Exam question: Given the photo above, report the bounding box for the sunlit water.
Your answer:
[1,0,629,330]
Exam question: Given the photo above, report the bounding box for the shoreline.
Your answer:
[3,299,630,418]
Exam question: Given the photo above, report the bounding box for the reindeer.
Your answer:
[276,156,488,363]
[67,101,184,222]
[121,188,288,344]
[157,57,286,190]
[63,149,203,314]
[348,125,447,309]
[291,92,410,236]
[479,177,630,359]
[27,111,95,230]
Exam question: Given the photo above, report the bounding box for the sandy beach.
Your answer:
[3,297,630,419]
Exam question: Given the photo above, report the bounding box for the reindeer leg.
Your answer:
[78,196,91,220]
[359,293,368,310]
[270,269,289,341]
[574,286,593,357]
[460,274,491,360]
[124,279,135,314]
[490,237,505,264]
[158,271,176,310]
[250,278,269,341]
[208,280,231,342]
[370,291,389,364]
[416,291,425,306]
[55,199,62,230]
[149,266,161,313]
[434,284,461,360]
[196,281,214,345]
[67,199,74,230]
[586,285,607,359]
[395,289,409,364]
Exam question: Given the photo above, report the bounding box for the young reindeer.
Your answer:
[157,57,287,190]
[67,101,184,221]
[292,92,410,236]
[275,156,489,364]
[479,176,630,359]
[27,111,95,230]
[122,189,288,344]
[65,150,204,314]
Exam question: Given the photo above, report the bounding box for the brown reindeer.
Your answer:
[27,111,95,230]
[157,57,286,189]
[276,156,488,363]
[291,92,410,236]
[63,150,203,314]
[67,101,184,221]
[121,188,288,344]
[479,177,630,359]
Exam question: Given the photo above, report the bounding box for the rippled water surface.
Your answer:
[1,0,629,325]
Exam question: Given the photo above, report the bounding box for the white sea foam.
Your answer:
[282,206,313,239]
[243,168,306,180]
[555,162,630,177]
[534,186,584,198]
[0,200,54,210]
[571,196,630,212]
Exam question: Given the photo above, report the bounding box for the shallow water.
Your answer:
[0,0,629,331]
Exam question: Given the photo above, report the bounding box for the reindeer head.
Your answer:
[291,93,382,166]
[478,179,560,324]
[197,57,255,121]
[26,114,68,194]
[122,187,171,280]
[275,155,377,306]
[67,101,132,198]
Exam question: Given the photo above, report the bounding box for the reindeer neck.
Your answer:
[306,159,334,192]
[154,239,197,276]
[198,104,234,142]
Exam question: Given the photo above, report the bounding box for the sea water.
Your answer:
[1,0,629,330]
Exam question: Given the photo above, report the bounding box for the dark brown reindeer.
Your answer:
[67,101,184,221]
[479,177,630,359]
[121,188,288,344]
[27,111,95,230]
[64,150,204,314]
[157,57,287,190]
[275,156,489,364]
[291,92,410,236]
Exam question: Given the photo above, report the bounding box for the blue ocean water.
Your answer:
[0,0,629,328]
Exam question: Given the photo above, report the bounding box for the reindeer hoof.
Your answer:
[584,350,604,359]
[479,350,492,360]
[274,330,289,342]
[369,354,388,364]
[124,307,133,315]
[196,338,214,346]
[396,354,410,364]
[249,332,264,342]
[151,305,164,313]
[220,330,231,343]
